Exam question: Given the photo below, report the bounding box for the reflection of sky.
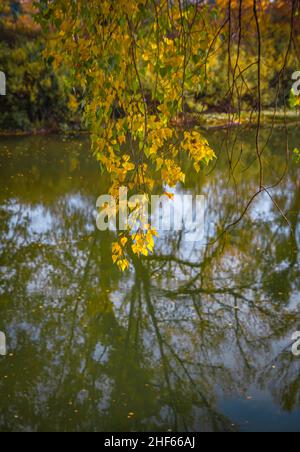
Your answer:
[4,193,95,244]
[151,182,299,253]
[20,205,53,235]
[1,135,300,432]
[219,388,300,432]
[250,193,275,220]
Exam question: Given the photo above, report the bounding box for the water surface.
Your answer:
[0,128,300,432]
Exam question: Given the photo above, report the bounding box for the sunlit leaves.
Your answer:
[132,227,158,257]
[112,240,130,271]
[39,0,216,270]
[293,148,300,163]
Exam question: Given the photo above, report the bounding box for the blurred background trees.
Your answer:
[0,0,78,131]
[0,0,299,132]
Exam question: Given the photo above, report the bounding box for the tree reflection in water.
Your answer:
[0,129,300,432]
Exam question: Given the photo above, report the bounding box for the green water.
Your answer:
[0,128,300,432]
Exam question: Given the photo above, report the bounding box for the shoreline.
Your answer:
[0,113,299,137]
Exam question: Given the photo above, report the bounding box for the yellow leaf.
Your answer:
[120,237,128,247]
[156,158,164,171]
[118,135,126,144]
[194,163,200,173]
[123,162,135,171]
[68,94,79,112]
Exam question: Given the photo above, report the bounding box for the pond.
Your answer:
[0,127,300,432]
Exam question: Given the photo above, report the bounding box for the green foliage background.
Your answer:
[0,0,299,132]
[0,0,79,131]
[0,39,76,131]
